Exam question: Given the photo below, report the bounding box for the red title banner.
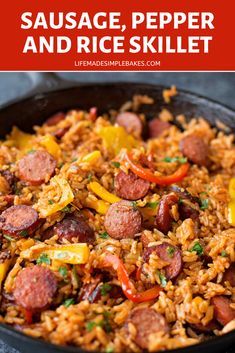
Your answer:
[0,0,234,71]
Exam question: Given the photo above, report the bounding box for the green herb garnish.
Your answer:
[146,201,159,209]
[200,199,209,210]
[190,242,204,256]
[156,270,167,287]
[59,266,68,277]
[86,321,97,332]
[163,156,187,164]
[111,161,120,168]
[100,232,109,239]
[221,250,228,257]
[48,199,54,205]
[27,149,36,154]
[63,298,75,308]
[106,347,114,353]
[71,158,77,162]
[3,234,14,242]
[36,253,51,265]
[167,246,175,258]
[100,283,112,296]
[131,201,138,210]
[61,205,72,213]
[87,173,93,182]
[19,230,28,237]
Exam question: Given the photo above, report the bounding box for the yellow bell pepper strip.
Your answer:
[84,199,109,215]
[228,178,235,226]
[37,176,74,217]
[88,181,121,204]
[8,127,35,152]
[0,259,12,287]
[81,150,101,165]
[102,253,161,303]
[21,243,90,265]
[40,134,61,160]
[98,126,137,156]
[229,178,235,199]
[125,152,190,186]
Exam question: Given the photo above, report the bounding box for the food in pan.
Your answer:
[0,94,235,352]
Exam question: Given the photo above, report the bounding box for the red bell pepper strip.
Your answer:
[103,253,161,303]
[23,309,33,324]
[125,152,190,186]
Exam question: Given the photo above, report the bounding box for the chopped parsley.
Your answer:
[36,253,51,265]
[221,250,228,257]
[3,234,14,242]
[100,283,112,296]
[63,298,75,307]
[61,205,72,213]
[71,158,77,162]
[14,188,21,195]
[27,149,36,154]
[200,199,209,210]
[19,230,28,237]
[146,201,159,209]
[87,173,93,182]
[86,312,112,333]
[58,162,64,169]
[111,161,120,168]
[48,199,54,205]
[156,270,167,287]
[106,347,114,353]
[190,242,204,256]
[86,321,97,332]
[167,246,175,258]
[100,231,109,239]
[163,156,187,164]
[131,201,138,210]
[59,266,68,277]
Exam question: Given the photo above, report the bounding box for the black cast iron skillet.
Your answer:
[0,73,235,353]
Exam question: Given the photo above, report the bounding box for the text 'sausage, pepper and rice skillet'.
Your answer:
[0,87,234,352]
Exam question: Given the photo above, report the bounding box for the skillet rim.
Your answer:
[0,82,235,353]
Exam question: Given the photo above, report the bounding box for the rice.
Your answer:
[0,93,234,352]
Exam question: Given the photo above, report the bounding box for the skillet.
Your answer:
[0,73,235,353]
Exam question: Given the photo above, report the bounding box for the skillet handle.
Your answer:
[26,72,73,94]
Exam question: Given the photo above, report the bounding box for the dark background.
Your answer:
[0,72,234,353]
[0,72,235,109]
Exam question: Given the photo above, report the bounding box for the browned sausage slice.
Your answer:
[18,150,56,186]
[155,193,179,234]
[126,308,169,349]
[143,242,182,280]
[54,216,95,244]
[79,275,102,303]
[211,296,235,326]
[180,135,209,166]
[104,200,142,240]
[116,112,142,137]
[0,205,39,238]
[148,119,170,138]
[13,265,57,310]
[45,112,65,126]
[114,171,150,200]
[223,263,235,287]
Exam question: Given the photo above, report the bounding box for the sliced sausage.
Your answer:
[180,135,209,167]
[45,112,65,126]
[104,200,142,240]
[114,171,150,201]
[211,296,235,326]
[0,205,39,238]
[54,216,95,244]
[223,264,235,287]
[190,320,219,333]
[13,265,57,310]
[0,170,16,190]
[18,150,56,186]
[126,308,169,349]
[148,119,170,138]
[143,242,182,280]
[155,193,179,234]
[79,275,102,303]
[116,112,142,137]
